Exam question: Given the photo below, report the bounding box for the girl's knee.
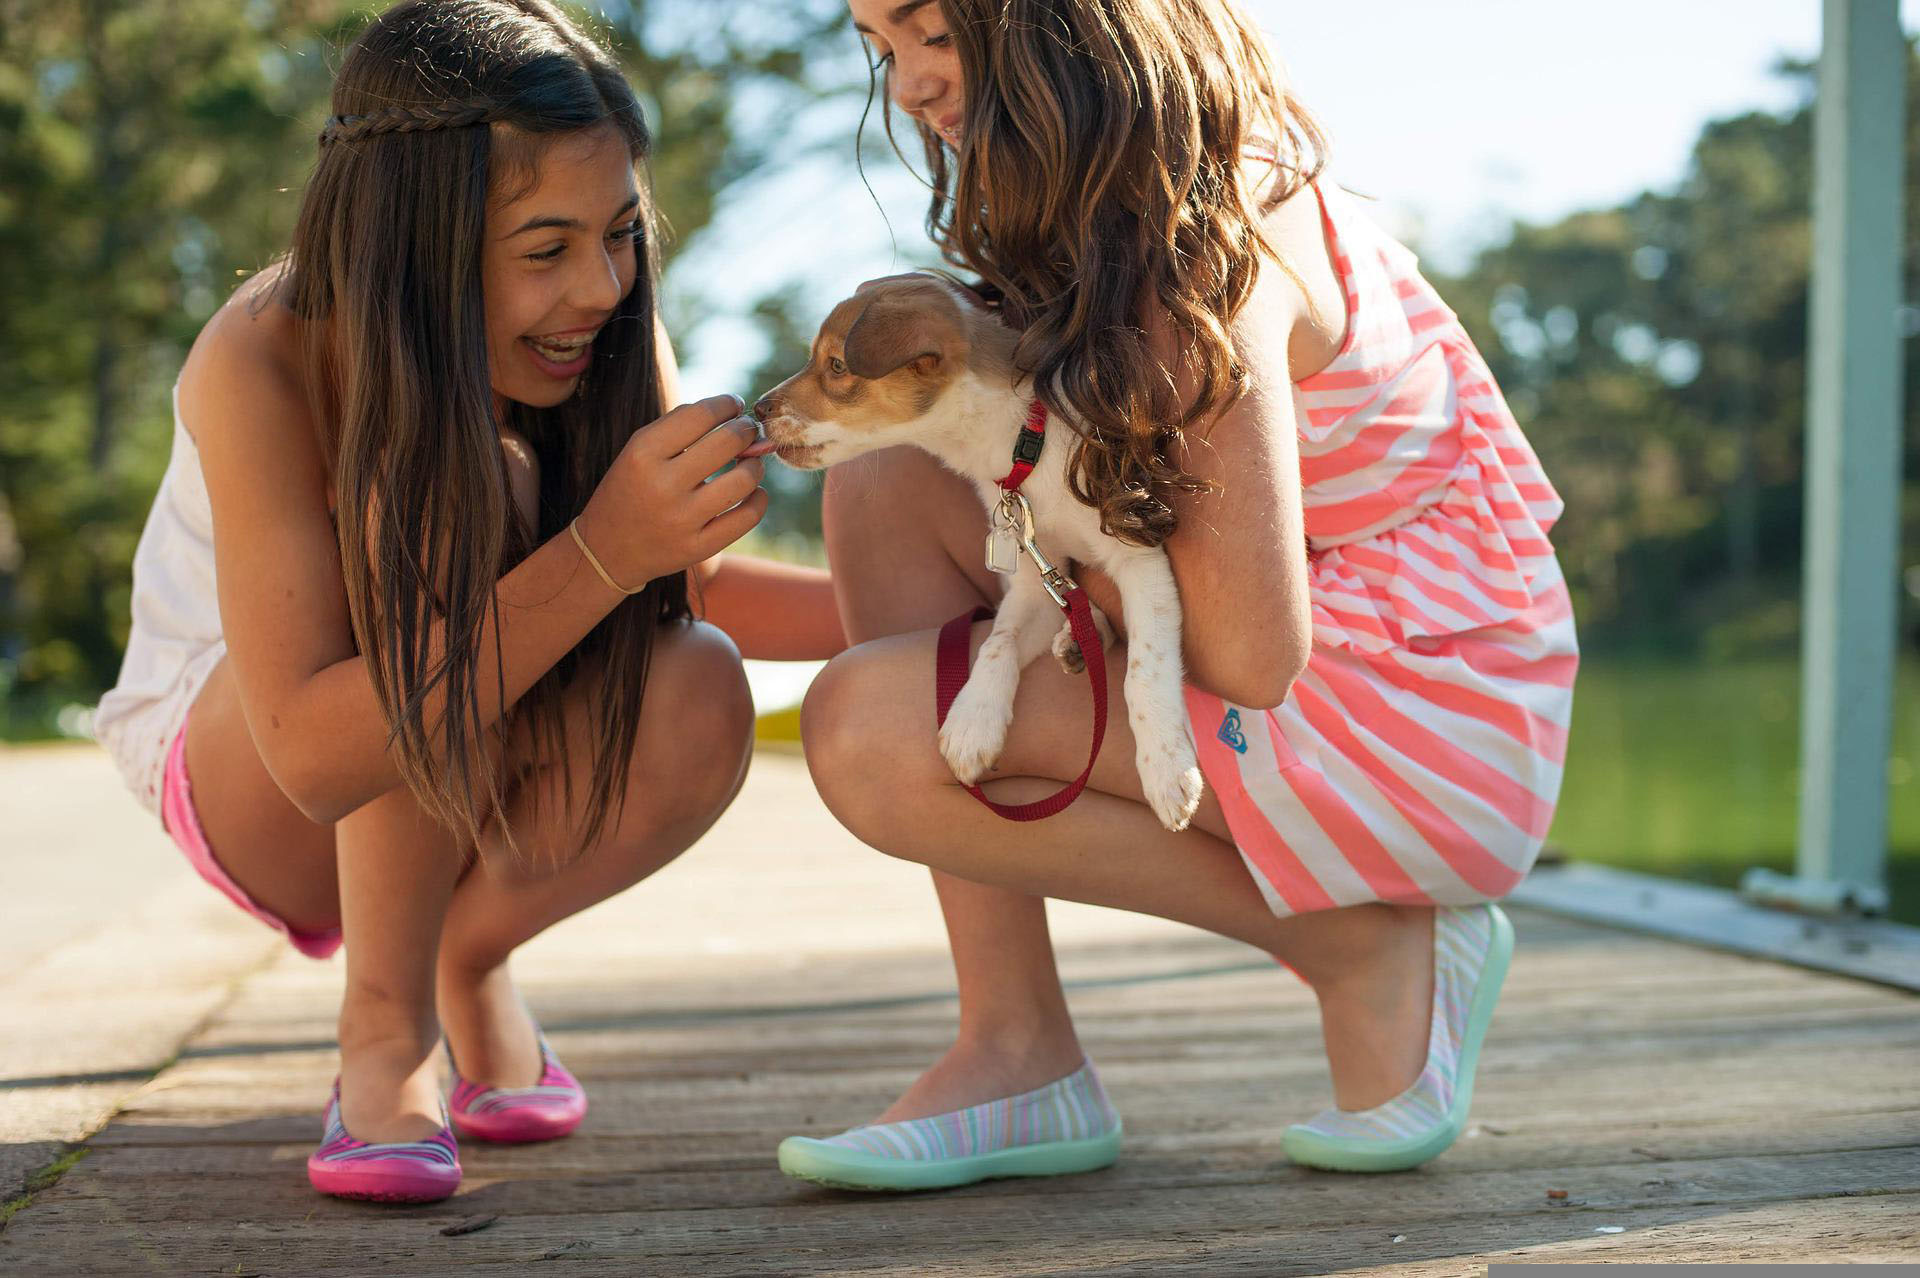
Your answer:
[667,621,752,729]
[641,621,753,798]
[799,649,861,785]
[800,648,916,843]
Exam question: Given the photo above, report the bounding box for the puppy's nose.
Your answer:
[751,394,774,422]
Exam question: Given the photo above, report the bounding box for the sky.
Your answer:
[670,0,1918,396]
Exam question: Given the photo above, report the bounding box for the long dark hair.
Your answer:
[876,0,1326,545]
[277,0,687,861]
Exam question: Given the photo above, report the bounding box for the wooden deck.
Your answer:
[3,750,1917,1274]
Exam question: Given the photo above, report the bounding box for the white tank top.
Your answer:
[93,381,228,820]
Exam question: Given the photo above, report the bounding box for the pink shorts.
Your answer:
[161,711,343,960]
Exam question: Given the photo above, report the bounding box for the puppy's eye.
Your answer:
[828,357,848,376]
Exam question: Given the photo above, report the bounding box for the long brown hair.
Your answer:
[277,0,686,861]
[879,0,1326,545]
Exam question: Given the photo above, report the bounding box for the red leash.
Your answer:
[933,402,1108,820]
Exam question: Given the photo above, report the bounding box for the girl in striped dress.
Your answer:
[777,0,1576,1189]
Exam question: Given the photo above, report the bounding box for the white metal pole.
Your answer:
[1746,0,1905,916]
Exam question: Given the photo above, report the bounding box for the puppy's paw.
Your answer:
[1051,608,1116,676]
[938,683,1012,785]
[1052,623,1086,675]
[1139,734,1204,832]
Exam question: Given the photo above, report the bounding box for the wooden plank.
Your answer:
[119,999,1920,1111]
[5,1148,1913,1274]
[11,1199,1915,1278]
[112,952,1918,1084]
[99,1013,1920,1124]
[41,1109,1920,1223]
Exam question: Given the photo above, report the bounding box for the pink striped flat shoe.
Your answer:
[447,1033,587,1144]
[306,1080,461,1203]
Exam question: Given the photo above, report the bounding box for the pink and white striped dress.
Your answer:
[1185,182,1578,918]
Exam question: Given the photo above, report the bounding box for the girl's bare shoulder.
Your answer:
[1243,166,1346,384]
[177,261,334,505]
[178,262,313,442]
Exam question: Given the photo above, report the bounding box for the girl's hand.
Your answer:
[576,394,770,589]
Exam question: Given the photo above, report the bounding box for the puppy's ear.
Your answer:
[843,294,961,380]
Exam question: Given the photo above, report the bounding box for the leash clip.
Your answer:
[999,490,1078,609]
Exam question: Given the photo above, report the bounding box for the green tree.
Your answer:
[0,0,853,732]
[0,0,343,723]
[1435,49,1918,656]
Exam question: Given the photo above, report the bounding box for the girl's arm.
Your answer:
[654,315,847,661]
[1076,299,1314,710]
[690,555,845,660]
[190,309,756,827]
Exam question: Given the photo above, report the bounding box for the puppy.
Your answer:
[754,273,1203,832]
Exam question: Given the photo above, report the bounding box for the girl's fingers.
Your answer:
[672,415,764,482]
[695,455,766,519]
[640,394,748,459]
[697,485,770,555]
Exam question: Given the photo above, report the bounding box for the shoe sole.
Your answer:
[307,1164,461,1203]
[1281,903,1516,1173]
[777,1125,1123,1192]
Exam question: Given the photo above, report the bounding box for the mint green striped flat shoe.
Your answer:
[777,1059,1123,1192]
[1283,902,1515,1174]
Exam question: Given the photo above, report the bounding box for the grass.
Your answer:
[1549,655,1920,924]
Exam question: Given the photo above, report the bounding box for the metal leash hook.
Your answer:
[1000,490,1078,609]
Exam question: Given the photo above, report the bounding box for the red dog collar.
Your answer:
[995,399,1048,492]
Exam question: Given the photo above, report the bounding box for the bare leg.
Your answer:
[178,424,548,945]
[193,620,753,1140]
[817,449,1435,1118]
[331,778,469,1141]
[180,435,755,1134]
[183,657,340,935]
[433,623,754,1087]
[821,452,1084,1121]
[186,640,471,1144]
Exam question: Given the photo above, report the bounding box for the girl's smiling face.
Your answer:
[482,122,642,411]
[848,0,963,147]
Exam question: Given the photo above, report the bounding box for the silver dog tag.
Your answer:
[984,518,1020,575]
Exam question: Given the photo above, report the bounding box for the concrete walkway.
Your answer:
[0,744,283,1208]
[3,742,1916,1274]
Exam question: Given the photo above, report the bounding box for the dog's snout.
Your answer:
[751,393,776,423]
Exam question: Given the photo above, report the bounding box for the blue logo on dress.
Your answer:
[1217,709,1248,754]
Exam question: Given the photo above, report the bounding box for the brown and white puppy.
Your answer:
[755,273,1202,831]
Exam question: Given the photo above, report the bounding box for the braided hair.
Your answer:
[318,101,497,146]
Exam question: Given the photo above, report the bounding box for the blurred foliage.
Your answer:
[0,0,344,707]
[745,285,826,544]
[1432,48,1919,657]
[0,0,849,720]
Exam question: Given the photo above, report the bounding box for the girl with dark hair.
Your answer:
[92,0,840,1203]
[779,0,1578,1189]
